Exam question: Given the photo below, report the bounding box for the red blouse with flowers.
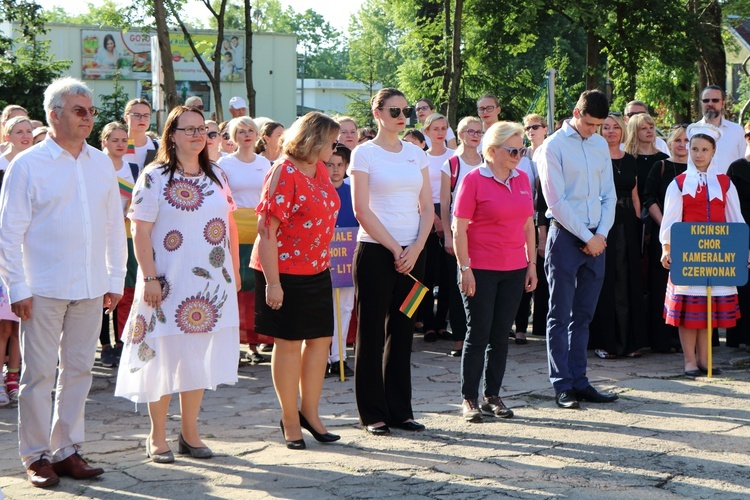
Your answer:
[250,159,340,275]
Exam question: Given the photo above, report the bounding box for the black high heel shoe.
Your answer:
[298,411,340,443]
[279,420,306,450]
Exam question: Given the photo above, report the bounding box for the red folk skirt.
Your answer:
[664,280,740,329]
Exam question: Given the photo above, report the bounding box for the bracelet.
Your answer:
[143,276,158,282]
[265,283,281,288]
[528,261,536,265]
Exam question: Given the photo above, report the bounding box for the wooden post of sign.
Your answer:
[706,284,713,378]
[335,288,345,382]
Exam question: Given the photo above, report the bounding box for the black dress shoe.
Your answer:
[299,411,340,443]
[555,390,580,409]
[364,424,390,436]
[391,420,425,431]
[574,385,618,403]
[698,366,721,375]
[280,420,306,450]
[684,369,702,377]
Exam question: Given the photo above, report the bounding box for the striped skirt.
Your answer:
[664,282,740,329]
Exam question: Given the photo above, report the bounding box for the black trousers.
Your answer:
[353,242,426,426]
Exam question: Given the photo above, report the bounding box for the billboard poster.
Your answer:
[82,29,244,83]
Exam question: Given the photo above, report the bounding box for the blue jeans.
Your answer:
[460,268,525,400]
[545,224,605,392]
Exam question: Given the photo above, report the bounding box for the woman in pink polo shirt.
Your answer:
[453,121,537,423]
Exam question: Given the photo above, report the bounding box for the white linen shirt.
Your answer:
[696,117,747,174]
[0,138,127,303]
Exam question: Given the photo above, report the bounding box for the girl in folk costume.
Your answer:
[660,123,746,376]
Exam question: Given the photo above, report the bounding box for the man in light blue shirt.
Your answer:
[537,90,618,409]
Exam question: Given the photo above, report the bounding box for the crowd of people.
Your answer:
[1,75,749,489]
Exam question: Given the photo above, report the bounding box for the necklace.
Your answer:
[612,157,623,175]
[177,166,203,177]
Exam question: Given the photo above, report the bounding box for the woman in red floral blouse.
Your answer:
[250,112,341,450]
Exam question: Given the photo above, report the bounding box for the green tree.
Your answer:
[88,76,132,147]
[43,0,136,27]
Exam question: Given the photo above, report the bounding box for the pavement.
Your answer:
[1,334,750,499]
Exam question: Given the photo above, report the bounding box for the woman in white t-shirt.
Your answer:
[420,113,455,343]
[439,116,483,357]
[217,116,271,364]
[122,98,157,171]
[415,98,457,149]
[0,116,32,172]
[348,88,434,436]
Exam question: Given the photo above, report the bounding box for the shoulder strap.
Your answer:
[675,172,685,191]
[449,156,460,193]
[660,160,666,178]
[128,162,140,181]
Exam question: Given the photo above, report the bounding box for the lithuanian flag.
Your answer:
[126,140,136,155]
[400,274,428,318]
[118,177,134,199]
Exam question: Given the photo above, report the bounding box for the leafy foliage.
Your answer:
[88,76,133,147]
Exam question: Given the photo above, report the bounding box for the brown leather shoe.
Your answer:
[52,452,104,479]
[27,458,60,488]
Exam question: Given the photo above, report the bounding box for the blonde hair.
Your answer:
[423,113,447,131]
[624,113,657,156]
[335,115,357,128]
[666,125,687,149]
[523,113,547,128]
[228,116,258,142]
[481,121,523,159]
[456,116,482,136]
[599,114,626,144]
[282,112,340,163]
[99,121,128,143]
[3,116,33,139]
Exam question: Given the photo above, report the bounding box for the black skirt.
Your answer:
[254,269,334,340]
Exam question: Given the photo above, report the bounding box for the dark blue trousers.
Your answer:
[545,224,605,392]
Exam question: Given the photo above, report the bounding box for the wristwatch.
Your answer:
[459,265,471,272]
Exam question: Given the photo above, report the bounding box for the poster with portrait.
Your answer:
[81,29,244,83]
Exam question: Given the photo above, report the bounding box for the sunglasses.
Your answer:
[207,131,219,139]
[221,132,230,140]
[500,145,527,158]
[745,132,750,139]
[381,106,413,119]
[56,105,99,118]
[625,111,645,118]
[608,112,622,117]
[702,98,721,104]
[671,123,690,130]
[524,124,544,131]
[332,140,340,150]
[194,105,204,110]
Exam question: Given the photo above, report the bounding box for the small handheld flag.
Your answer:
[400,273,428,318]
[126,139,136,156]
[118,177,135,199]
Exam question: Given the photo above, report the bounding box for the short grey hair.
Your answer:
[43,77,93,121]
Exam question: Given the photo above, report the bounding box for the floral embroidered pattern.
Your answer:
[174,284,227,334]
[209,247,225,268]
[164,179,205,211]
[159,276,171,301]
[222,267,232,283]
[131,314,147,344]
[137,342,155,363]
[192,267,212,279]
[203,218,226,245]
[163,230,183,252]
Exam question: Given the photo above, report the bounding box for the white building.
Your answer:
[6,23,298,127]
[296,78,382,116]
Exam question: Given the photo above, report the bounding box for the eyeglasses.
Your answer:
[175,126,209,136]
[625,111,645,118]
[127,112,151,121]
[608,112,622,117]
[194,105,204,111]
[477,105,496,114]
[381,106,413,119]
[524,124,544,131]
[499,145,527,158]
[701,98,721,104]
[221,132,230,140]
[464,129,483,137]
[670,123,689,130]
[55,105,99,118]
[415,105,431,113]
[207,131,219,139]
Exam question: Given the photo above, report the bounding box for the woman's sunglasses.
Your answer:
[207,131,219,139]
[380,106,414,119]
[524,124,544,131]
[500,146,527,158]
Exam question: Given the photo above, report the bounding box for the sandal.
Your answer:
[595,349,617,359]
[625,351,642,358]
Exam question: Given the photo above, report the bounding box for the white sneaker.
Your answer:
[0,384,9,406]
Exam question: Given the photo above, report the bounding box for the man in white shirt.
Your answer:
[695,85,747,173]
[0,77,127,488]
[624,100,669,155]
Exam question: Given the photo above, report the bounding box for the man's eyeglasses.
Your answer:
[500,145,527,158]
[477,105,496,114]
[175,126,209,136]
[381,106,413,119]
[56,106,99,118]
[702,98,721,104]
[524,124,544,131]
[127,112,151,121]
[207,131,219,139]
